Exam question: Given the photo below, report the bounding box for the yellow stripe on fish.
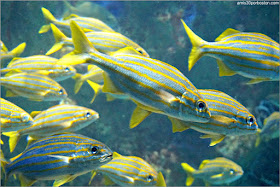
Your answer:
[170,89,258,146]
[181,157,243,186]
[89,152,166,186]
[2,104,99,152]
[46,24,149,57]
[0,72,67,101]
[0,98,33,132]
[1,55,76,81]
[181,20,280,84]
[57,21,211,129]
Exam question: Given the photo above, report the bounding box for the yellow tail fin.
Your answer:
[39,7,56,33]
[2,131,21,153]
[46,24,68,55]
[86,80,103,103]
[181,162,196,186]
[72,73,84,94]
[180,19,207,71]
[10,42,26,57]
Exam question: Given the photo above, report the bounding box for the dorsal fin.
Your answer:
[215,28,240,41]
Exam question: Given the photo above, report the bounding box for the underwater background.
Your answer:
[1,1,279,186]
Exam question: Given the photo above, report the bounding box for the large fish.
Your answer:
[0,98,33,132]
[46,24,149,57]
[0,41,26,61]
[181,20,280,84]
[3,104,99,152]
[1,55,76,81]
[0,72,67,101]
[89,152,166,186]
[170,89,258,146]
[57,21,211,129]
[181,157,243,186]
[39,7,115,34]
[4,133,113,186]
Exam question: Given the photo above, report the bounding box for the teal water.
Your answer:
[1,1,279,186]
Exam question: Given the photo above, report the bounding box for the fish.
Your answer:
[255,112,280,147]
[72,64,104,94]
[57,21,211,129]
[0,41,26,60]
[181,20,280,84]
[89,152,166,186]
[170,89,258,146]
[46,23,149,57]
[4,133,113,186]
[3,104,99,152]
[39,7,115,34]
[1,55,76,81]
[0,72,68,101]
[0,98,34,132]
[181,157,243,186]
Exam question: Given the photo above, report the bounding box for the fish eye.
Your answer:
[21,114,29,122]
[246,116,255,125]
[229,169,235,175]
[147,175,154,182]
[58,89,64,95]
[137,50,143,54]
[91,146,99,154]
[86,112,91,118]
[196,100,206,112]
[64,67,70,72]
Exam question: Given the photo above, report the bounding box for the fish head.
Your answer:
[221,165,244,184]
[135,165,158,185]
[20,113,33,124]
[178,90,211,123]
[235,110,258,134]
[74,108,99,124]
[49,65,77,81]
[135,47,150,57]
[75,139,113,169]
[46,86,68,101]
[59,65,77,77]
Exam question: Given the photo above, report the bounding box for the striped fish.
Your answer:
[46,24,149,57]
[0,72,67,101]
[171,89,258,146]
[72,64,104,94]
[57,21,211,129]
[0,98,33,132]
[181,157,243,186]
[4,133,113,186]
[0,41,26,60]
[1,55,76,81]
[181,20,280,84]
[39,7,115,34]
[90,152,166,186]
[3,104,99,152]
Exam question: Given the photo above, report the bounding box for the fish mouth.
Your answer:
[100,154,113,162]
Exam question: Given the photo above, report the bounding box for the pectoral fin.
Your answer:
[6,90,17,97]
[53,174,77,187]
[104,175,116,185]
[168,117,190,133]
[48,155,72,163]
[1,118,11,124]
[211,173,224,179]
[217,59,236,76]
[129,106,152,129]
[200,134,225,146]
[19,174,37,186]
[88,171,97,185]
[246,78,270,84]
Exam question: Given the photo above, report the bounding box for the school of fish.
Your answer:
[0,4,278,186]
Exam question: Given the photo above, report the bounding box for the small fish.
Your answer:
[57,21,211,129]
[255,112,280,147]
[4,133,113,186]
[89,152,166,186]
[0,72,67,101]
[1,55,76,81]
[72,64,104,94]
[39,7,115,34]
[170,89,258,146]
[0,98,33,132]
[0,41,26,60]
[3,104,99,152]
[46,24,149,57]
[181,20,280,84]
[181,157,243,186]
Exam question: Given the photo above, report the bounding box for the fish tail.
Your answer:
[72,73,84,94]
[46,24,68,55]
[2,131,21,153]
[181,19,207,71]
[10,42,26,57]
[56,21,97,66]
[86,80,103,103]
[63,0,77,13]
[181,162,196,186]
[39,7,56,33]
